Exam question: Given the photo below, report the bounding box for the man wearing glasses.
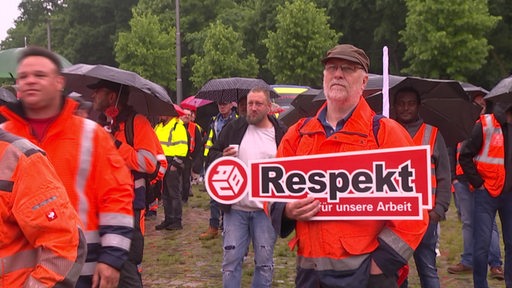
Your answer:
[267,44,428,288]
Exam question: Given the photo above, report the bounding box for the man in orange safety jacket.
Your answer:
[266,44,428,288]
[0,129,86,287]
[393,87,451,287]
[89,79,167,287]
[0,46,134,288]
[459,101,512,288]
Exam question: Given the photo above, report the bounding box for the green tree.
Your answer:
[115,11,176,90]
[60,0,137,65]
[189,20,259,89]
[400,0,499,80]
[264,0,340,87]
[468,0,512,88]
[1,0,66,49]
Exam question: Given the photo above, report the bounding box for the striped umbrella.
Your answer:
[196,77,279,103]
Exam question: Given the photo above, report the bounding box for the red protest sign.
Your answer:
[205,157,248,204]
[206,146,431,220]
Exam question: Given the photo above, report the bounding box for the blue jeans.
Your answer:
[454,181,502,267]
[413,220,440,288]
[473,188,512,288]
[209,198,221,228]
[222,209,277,288]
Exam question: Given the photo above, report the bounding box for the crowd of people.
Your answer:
[1,44,511,288]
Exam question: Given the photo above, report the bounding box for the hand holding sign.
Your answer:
[284,197,321,221]
[205,146,431,220]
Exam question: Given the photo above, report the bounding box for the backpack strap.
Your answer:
[372,114,385,147]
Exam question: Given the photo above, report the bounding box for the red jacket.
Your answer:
[0,129,85,287]
[273,98,428,285]
[0,99,134,277]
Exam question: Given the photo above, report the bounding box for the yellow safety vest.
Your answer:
[154,117,189,157]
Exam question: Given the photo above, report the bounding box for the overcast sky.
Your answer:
[1,1,21,43]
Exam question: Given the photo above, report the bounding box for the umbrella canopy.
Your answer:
[460,82,488,100]
[279,106,311,128]
[484,75,512,104]
[0,87,17,103]
[364,74,407,97]
[289,88,324,117]
[180,95,218,131]
[180,95,213,111]
[0,47,72,79]
[366,77,481,146]
[62,64,177,116]
[196,77,279,103]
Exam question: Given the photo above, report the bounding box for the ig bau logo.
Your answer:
[205,157,248,204]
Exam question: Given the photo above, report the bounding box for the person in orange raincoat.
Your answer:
[266,44,428,288]
[89,79,167,287]
[0,46,134,288]
[0,128,86,287]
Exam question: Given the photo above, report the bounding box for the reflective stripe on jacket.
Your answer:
[273,98,428,284]
[0,129,86,287]
[113,113,167,209]
[0,98,134,274]
[474,114,505,197]
[154,117,189,157]
[412,123,438,194]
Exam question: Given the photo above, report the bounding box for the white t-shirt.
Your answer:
[233,124,276,211]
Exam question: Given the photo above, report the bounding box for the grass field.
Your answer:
[141,184,506,288]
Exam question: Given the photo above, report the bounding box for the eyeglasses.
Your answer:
[324,64,363,74]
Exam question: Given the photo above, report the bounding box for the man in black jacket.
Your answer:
[459,102,512,288]
[208,87,287,287]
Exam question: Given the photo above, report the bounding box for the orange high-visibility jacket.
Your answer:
[0,129,86,287]
[113,113,166,178]
[474,114,505,197]
[112,112,167,209]
[273,98,428,282]
[412,123,438,194]
[0,99,134,277]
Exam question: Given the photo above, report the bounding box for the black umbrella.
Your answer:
[62,64,177,116]
[484,75,512,103]
[460,82,488,100]
[196,77,279,103]
[289,88,324,117]
[279,107,311,128]
[366,77,481,146]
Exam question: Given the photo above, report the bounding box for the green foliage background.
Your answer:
[2,0,511,97]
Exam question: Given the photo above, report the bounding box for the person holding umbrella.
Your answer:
[0,46,134,288]
[459,99,512,287]
[89,79,168,287]
[392,87,451,288]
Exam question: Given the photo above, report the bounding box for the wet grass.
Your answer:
[142,185,505,287]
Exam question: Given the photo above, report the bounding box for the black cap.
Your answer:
[86,79,123,92]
